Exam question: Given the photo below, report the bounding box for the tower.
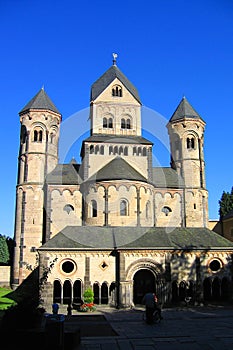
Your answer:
[12,88,61,287]
[167,97,208,227]
[81,56,153,182]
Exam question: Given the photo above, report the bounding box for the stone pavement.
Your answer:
[63,305,233,349]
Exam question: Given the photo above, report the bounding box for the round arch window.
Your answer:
[61,259,76,274]
[208,259,222,272]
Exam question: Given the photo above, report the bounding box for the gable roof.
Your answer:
[19,88,60,115]
[90,65,141,103]
[169,96,204,123]
[84,157,147,183]
[39,226,233,251]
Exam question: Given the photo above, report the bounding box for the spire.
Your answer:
[169,96,204,123]
[19,88,60,115]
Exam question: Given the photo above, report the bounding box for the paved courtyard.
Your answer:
[62,305,233,349]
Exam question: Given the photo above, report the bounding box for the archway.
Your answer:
[133,269,156,305]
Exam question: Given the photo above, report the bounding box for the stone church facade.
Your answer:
[12,59,233,309]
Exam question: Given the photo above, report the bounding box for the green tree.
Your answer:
[218,187,233,219]
[0,234,10,264]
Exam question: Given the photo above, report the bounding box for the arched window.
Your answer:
[121,118,125,129]
[126,118,131,129]
[90,145,94,154]
[114,146,118,155]
[162,206,172,216]
[34,130,38,141]
[103,117,107,128]
[119,146,123,155]
[187,137,195,149]
[95,145,99,154]
[33,128,43,142]
[63,204,74,215]
[100,145,104,155]
[124,147,128,156]
[133,146,137,156]
[109,118,113,128]
[112,85,122,97]
[91,200,97,217]
[109,146,113,155]
[142,147,147,156]
[120,199,128,216]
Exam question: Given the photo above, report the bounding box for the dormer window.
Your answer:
[112,85,122,97]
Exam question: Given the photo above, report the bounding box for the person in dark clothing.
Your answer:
[52,302,59,314]
[67,303,72,316]
[142,292,162,324]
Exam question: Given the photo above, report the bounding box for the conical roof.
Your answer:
[19,88,60,115]
[90,64,141,103]
[169,96,204,122]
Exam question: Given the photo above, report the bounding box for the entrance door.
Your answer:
[133,269,155,304]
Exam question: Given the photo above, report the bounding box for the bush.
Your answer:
[83,287,94,304]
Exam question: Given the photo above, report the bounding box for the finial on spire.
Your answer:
[41,85,45,91]
[112,53,118,66]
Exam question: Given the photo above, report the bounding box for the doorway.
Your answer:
[133,269,156,304]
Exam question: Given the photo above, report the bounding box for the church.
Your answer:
[12,57,233,309]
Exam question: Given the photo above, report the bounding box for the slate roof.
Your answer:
[84,157,147,183]
[169,96,204,123]
[19,88,60,115]
[46,163,82,185]
[39,226,233,250]
[83,134,153,145]
[90,65,141,103]
[152,167,185,188]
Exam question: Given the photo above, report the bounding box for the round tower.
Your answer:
[167,97,208,227]
[12,88,61,287]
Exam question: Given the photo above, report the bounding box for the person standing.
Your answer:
[52,302,59,314]
[142,291,162,324]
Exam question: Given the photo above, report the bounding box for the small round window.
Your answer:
[209,259,222,272]
[61,260,76,274]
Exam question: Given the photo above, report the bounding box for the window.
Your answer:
[126,118,131,129]
[103,117,107,128]
[162,206,172,216]
[63,204,74,214]
[103,117,113,128]
[109,118,113,128]
[91,200,97,217]
[112,85,122,97]
[120,199,128,216]
[121,118,126,129]
[33,128,43,142]
[187,137,195,149]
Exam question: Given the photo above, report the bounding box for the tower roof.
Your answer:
[169,96,204,123]
[90,64,141,103]
[19,88,60,115]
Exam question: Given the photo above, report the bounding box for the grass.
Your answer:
[0,287,17,325]
[0,287,16,310]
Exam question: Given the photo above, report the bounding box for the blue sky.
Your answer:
[0,0,232,237]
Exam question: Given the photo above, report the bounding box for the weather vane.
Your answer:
[112,53,118,66]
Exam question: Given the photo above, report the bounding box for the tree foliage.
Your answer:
[219,187,233,219]
[0,234,10,264]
